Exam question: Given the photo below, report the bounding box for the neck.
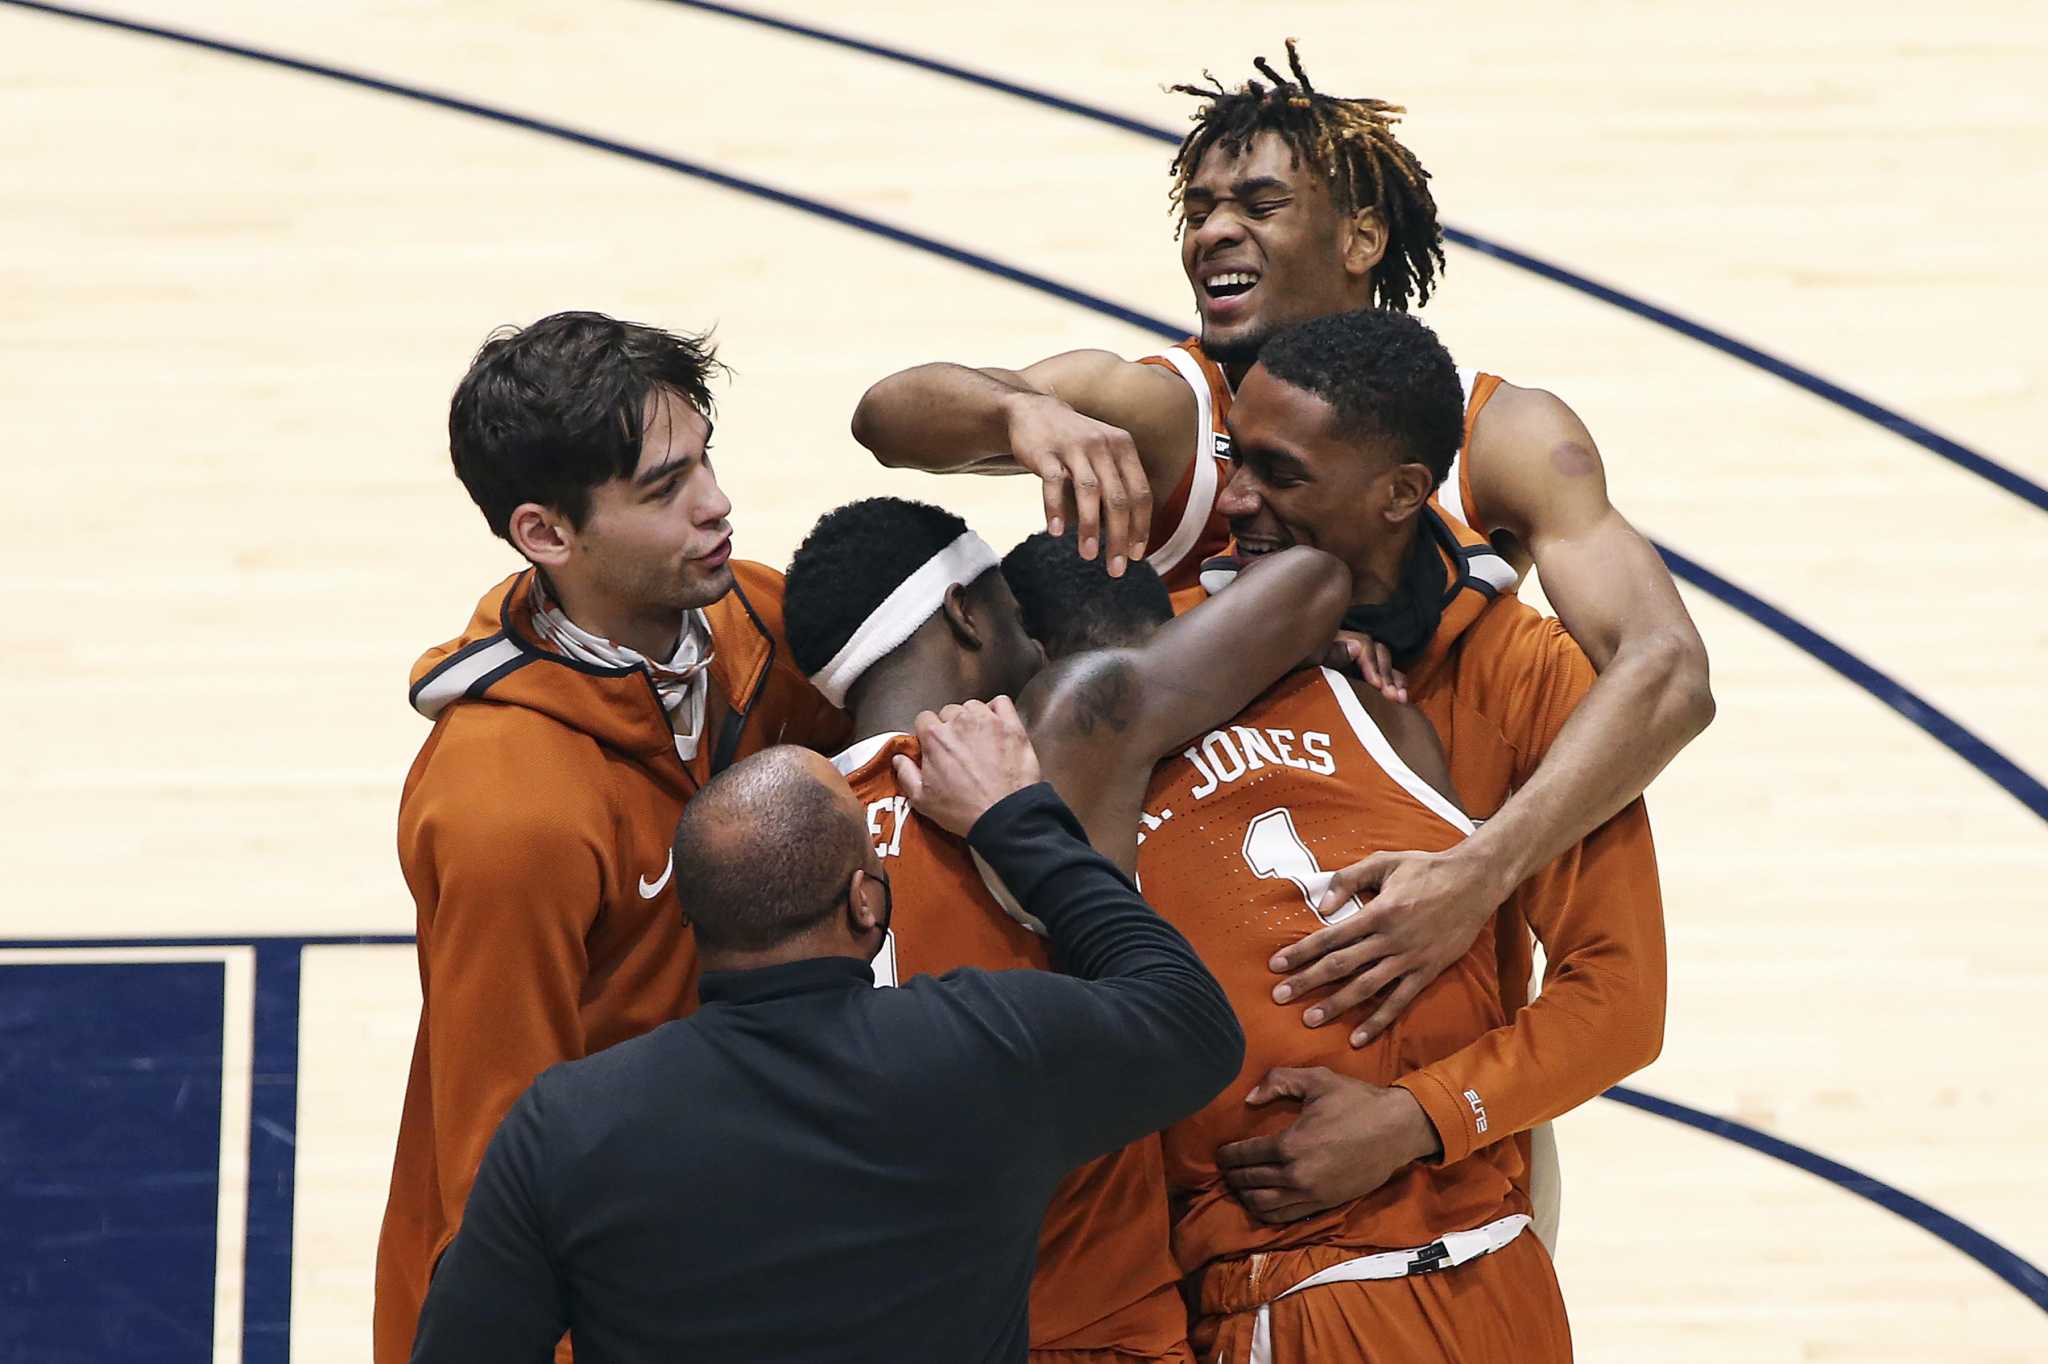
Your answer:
[847,639,980,742]
[1343,528,1409,602]
[545,572,686,661]
[699,924,868,975]
[1347,523,1420,608]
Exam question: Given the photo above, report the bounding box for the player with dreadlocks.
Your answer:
[854,37,1708,1258]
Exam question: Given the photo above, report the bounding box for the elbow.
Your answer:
[849,384,898,466]
[1620,973,1667,1077]
[1274,546,1353,631]
[1641,629,1716,743]
[1199,1006,1248,1101]
[1631,1004,1666,1075]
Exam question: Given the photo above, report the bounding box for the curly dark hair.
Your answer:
[1170,41,1445,312]
[448,310,726,540]
[1257,309,1464,485]
[784,497,986,679]
[1001,530,1173,662]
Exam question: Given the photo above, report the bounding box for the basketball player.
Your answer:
[782,497,1352,1363]
[375,312,846,1364]
[851,42,1708,1048]
[998,315,1665,1361]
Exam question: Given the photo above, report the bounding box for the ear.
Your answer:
[508,502,574,568]
[844,869,885,935]
[1381,463,1437,524]
[1343,206,1389,282]
[940,581,985,650]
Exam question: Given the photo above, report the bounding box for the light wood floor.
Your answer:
[3,2,2044,1360]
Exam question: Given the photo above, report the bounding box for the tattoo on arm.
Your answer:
[1070,659,1138,737]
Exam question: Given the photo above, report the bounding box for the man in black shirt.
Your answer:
[408,706,1244,1364]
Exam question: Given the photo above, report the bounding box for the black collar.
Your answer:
[698,955,873,1006]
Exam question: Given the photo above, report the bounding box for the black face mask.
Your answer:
[855,868,893,951]
[1340,516,1451,669]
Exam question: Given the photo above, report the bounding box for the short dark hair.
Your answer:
[448,310,726,540]
[784,497,986,677]
[1170,42,1446,312]
[1256,308,1464,485]
[672,747,866,953]
[1001,529,1173,661]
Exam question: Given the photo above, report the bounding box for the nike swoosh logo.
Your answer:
[638,852,674,900]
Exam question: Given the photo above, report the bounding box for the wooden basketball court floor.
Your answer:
[3,2,2044,1359]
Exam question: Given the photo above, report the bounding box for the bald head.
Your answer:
[673,746,871,953]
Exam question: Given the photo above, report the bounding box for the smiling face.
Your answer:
[1179,131,1384,368]
[560,388,736,618]
[1215,364,1435,598]
[1215,364,1387,571]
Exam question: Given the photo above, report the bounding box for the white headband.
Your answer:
[808,530,1001,708]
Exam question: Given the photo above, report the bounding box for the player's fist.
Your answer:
[894,696,1043,837]
[1003,392,1151,576]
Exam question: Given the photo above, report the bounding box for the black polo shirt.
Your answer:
[409,783,1242,1364]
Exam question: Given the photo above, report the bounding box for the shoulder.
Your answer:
[402,707,611,853]
[1465,381,1611,538]
[1024,648,1147,742]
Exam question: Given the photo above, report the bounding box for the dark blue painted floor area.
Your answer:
[1,961,227,1363]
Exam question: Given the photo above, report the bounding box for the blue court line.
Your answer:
[659,0,2048,517]
[7,931,2047,1319]
[1656,547,2047,820]
[1608,1085,2048,1312]
[19,0,2042,824]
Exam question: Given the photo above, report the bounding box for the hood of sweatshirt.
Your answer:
[407,564,788,770]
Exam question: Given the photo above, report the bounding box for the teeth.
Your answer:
[1206,271,1259,289]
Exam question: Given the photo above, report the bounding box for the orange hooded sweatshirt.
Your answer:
[373,561,846,1364]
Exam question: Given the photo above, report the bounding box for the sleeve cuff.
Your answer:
[1394,1068,1480,1166]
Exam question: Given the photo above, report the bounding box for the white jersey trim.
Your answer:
[1143,347,1221,579]
[1438,367,1479,532]
[1318,668,1476,837]
[829,731,905,776]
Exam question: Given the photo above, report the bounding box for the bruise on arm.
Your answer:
[1464,382,1705,675]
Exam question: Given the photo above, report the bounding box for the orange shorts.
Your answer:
[1189,1232,1570,1364]
[1031,1348,1195,1364]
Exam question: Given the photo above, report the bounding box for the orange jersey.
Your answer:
[833,734,1190,1362]
[1134,667,1528,1275]
[1139,338,1511,590]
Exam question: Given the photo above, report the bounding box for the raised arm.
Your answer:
[895,700,1244,1168]
[851,351,1198,575]
[1027,546,1351,862]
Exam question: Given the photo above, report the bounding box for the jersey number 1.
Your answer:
[1241,808,1363,927]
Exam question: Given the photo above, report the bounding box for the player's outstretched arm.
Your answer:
[1269,387,1712,1045]
[851,351,1198,576]
[1030,546,1351,859]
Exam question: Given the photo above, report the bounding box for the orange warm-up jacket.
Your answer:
[372,561,846,1364]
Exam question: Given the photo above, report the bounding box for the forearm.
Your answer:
[1395,805,1666,1163]
[851,362,1035,472]
[1465,630,1710,888]
[968,784,1241,1055]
